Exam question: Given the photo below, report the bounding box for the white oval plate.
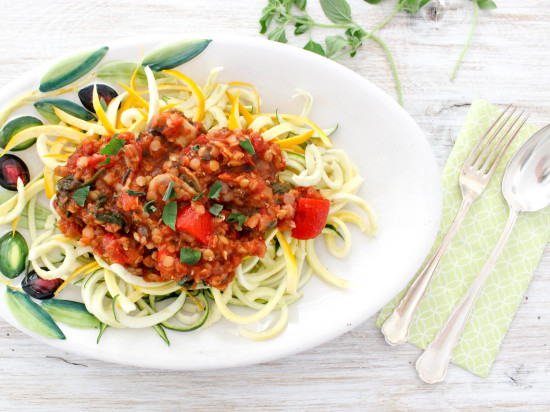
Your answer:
[0,35,442,370]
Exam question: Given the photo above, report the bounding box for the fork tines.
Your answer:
[469,105,529,175]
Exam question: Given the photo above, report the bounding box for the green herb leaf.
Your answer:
[162,201,178,230]
[239,138,256,155]
[144,200,157,214]
[325,35,348,58]
[399,0,432,13]
[191,144,200,152]
[209,204,223,217]
[73,186,90,207]
[180,248,201,265]
[268,25,288,43]
[100,137,125,156]
[94,212,126,227]
[476,0,497,9]
[97,157,111,166]
[304,40,326,57]
[125,189,146,196]
[294,22,311,35]
[208,181,222,199]
[192,193,204,201]
[320,0,352,24]
[294,0,307,10]
[162,181,176,202]
[363,0,383,3]
[226,213,246,229]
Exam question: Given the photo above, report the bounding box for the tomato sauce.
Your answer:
[54,110,326,289]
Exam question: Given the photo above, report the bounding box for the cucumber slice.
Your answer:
[0,116,43,151]
[5,288,65,339]
[34,98,95,124]
[323,223,344,240]
[152,324,170,346]
[150,291,209,332]
[41,299,100,329]
[39,46,109,92]
[0,231,28,279]
[142,39,212,71]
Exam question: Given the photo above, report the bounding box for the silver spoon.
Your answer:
[416,123,550,384]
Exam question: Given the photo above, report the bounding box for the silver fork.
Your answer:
[381,105,527,346]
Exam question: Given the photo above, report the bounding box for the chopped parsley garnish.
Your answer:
[207,181,222,199]
[144,200,157,214]
[73,186,90,207]
[226,212,246,229]
[239,138,255,155]
[191,144,200,152]
[125,189,146,196]
[162,201,177,230]
[208,204,223,216]
[180,248,201,265]
[192,193,204,201]
[100,136,125,156]
[162,181,176,202]
[97,157,111,167]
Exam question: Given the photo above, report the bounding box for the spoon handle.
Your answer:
[416,208,519,384]
[381,197,473,345]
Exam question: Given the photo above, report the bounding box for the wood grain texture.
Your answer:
[0,0,549,410]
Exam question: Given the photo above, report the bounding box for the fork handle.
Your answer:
[416,208,519,384]
[381,197,473,346]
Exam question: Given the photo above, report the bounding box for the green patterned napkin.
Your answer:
[375,99,550,378]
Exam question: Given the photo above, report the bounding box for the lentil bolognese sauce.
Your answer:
[54,110,326,290]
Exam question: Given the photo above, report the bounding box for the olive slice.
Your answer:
[0,154,30,191]
[78,84,118,114]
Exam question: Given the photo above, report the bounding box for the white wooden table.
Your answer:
[1,0,549,409]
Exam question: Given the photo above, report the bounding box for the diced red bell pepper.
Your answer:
[101,233,128,264]
[120,191,140,211]
[291,197,330,240]
[175,205,213,245]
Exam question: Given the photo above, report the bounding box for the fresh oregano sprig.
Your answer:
[259,0,404,104]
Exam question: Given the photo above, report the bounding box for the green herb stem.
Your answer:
[371,34,403,106]
[451,1,478,81]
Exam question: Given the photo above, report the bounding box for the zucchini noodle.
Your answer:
[0,61,377,343]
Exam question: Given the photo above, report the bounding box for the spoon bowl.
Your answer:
[502,124,550,212]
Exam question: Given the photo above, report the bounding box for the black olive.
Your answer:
[78,84,118,114]
[22,269,63,300]
[0,154,30,191]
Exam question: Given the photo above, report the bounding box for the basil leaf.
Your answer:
[319,0,352,24]
[100,137,125,156]
[144,200,157,214]
[94,212,126,227]
[208,181,222,199]
[97,157,111,166]
[125,189,145,196]
[294,22,310,36]
[73,186,90,207]
[162,181,176,202]
[304,40,325,57]
[192,193,204,201]
[208,204,223,217]
[363,0,383,3]
[239,138,256,155]
[162,201,178,230]
[191,144,200,152]
[226,213,246,229]
[180,248,201,265]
